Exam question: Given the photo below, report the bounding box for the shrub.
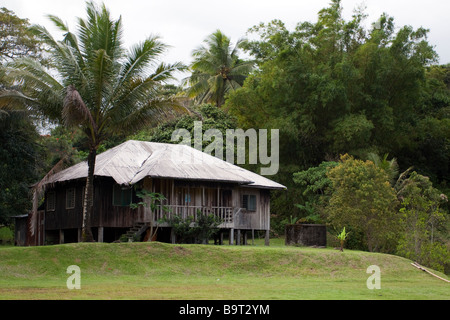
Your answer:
[326,154,399,252]
[163,211,222,244]
[0,226,14,245]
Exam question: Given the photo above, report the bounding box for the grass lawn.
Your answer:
[0,240,448,300]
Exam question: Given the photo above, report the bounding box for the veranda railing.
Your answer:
[153,205,233,224]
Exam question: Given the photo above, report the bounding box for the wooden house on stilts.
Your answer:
[25,140,285,246]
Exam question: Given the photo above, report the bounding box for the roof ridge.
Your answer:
[44,140,286,190]
[127,141,161,184]
[94,140,131,173]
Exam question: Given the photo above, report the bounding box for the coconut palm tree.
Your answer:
[0,1,185,241]
[185,30,254,107]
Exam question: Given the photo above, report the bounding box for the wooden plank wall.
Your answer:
[44,180,84,230]
[44,178,144,230]
[96,178,143,228]
[44,177,271,233]
[233,187,270,230]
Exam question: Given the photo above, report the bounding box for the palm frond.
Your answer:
[109,95,187,135]
[2,58,65,119]
[149,61,187,82]
[118,36,168,87]
[78,1,125,62]
[0,89,36,111]
[46,14,70,32]
[45,15,85,71]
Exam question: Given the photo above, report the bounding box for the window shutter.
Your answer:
[248,195,256,211]
[66,188,76,209]
[47,192,56,211]
[242,194,249,209]
[113,184,133,206]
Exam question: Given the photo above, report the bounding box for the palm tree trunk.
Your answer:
[82,146,97,242]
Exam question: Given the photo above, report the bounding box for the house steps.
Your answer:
[124,222,148,242]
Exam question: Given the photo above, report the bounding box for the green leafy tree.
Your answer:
[133,104,237,148]
[0,110,40,224]
[185,30,254,107]
[326,154,399,252]
[0,8,46,225]
[408,65,450,187]
[0,1,184,241]
[0,7,44,63]
[226,0,440,182]
[293,161,338,200]
[395,171,449,272]
[292,161,338,224]
[227,0,446,224]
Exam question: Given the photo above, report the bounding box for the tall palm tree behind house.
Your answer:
[185,30,254,108]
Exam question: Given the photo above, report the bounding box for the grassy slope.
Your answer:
[0,241,448,300]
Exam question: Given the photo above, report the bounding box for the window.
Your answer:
[47,192,56,211]
[66,188,76,209]
[242,194,256,212]
[113,184,133,206]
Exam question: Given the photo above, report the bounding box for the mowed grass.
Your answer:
[0,240,448,300]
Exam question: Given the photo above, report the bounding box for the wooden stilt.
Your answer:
[98,227,104,243]
[170,228,176,244]
[265,229,270,246]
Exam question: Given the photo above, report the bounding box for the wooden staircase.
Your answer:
[124,222,148,242]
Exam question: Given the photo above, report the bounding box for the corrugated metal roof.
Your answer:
[46,140,286,190]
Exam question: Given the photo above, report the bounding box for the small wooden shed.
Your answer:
[13,215,28,246]
[27,140,285,246]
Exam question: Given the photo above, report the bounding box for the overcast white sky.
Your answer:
[3,0,450,82]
